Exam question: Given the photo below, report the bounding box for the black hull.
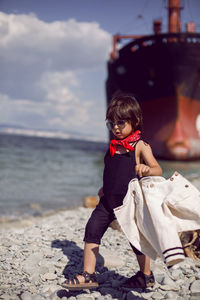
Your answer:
[106,33,200,160]
[106,33,200,102]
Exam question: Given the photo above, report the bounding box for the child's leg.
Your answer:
[84,242,99,273]
[122,244,155,288]
[130,243,151,274]
[136,254,151,275]
[74,242,99,284]
[63,201,115,288]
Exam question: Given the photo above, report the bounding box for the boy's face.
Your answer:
[107,120,133,139]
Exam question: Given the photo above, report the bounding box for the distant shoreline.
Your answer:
[0,127,107,144]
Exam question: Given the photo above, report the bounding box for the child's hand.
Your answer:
[98,187,104,198]
[135,164,150,178]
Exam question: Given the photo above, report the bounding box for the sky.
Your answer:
[0,0,200,141]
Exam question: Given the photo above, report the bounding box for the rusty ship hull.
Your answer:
[106,32,200,160]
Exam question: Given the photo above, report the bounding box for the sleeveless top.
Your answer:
[101,142,139,210]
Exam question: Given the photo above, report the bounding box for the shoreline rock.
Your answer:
[0,206,200,300]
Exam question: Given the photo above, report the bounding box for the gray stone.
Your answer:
[190,280,200,294]
[140,291,154,299]
[0,284,10,291]
[90,291,101,298]
[54,261,63,268]
[20,292,33,300]
[184,276,196,290]
[40,285,51,293]
[38,265,50,275]
[175,279,185,285]
[49,253,63,262]
[181,287,190,295]
[97,296,111,300]
[177,291,190,299]
[151,259,166,274]
[164,291,178,299]
[195,274,200,280]
[58,277,66,285]
[32,295,44,300]
[49,292,63,300]
[1,238,13,247]
[40,272,57,281]
[152,291,164,299]
[29,272,41,284]
[154,273,166,284]
[1,295,15,300]
[76,295,94,300]
[99,248,125,268]
[190,296,200,300]
[159,284,179,291]
[40,284,60,294]
[22,253,44,275]
[161,274,176,286]
[170,269,183,280]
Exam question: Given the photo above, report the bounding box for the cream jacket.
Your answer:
[114,172,200,266]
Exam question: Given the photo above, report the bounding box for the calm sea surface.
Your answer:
[0,133,200,220]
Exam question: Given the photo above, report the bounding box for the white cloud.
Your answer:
[0,12,111,70]
[0,12,111,139]
[0,71,92,129]
[38,70,92,126]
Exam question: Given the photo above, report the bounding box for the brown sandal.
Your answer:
[62,271,99,290]
[122,271,155,289]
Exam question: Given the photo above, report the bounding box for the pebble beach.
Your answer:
[1,206,200,300]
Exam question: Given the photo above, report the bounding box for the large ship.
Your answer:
[106,0,200,160]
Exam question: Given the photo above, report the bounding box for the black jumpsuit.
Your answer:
[84,145,143,255]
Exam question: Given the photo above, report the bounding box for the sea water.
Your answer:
[0,133,199,220]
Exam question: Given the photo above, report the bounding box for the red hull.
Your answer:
[142,94,200,160]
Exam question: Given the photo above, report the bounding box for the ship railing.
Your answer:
[110,32,200,60]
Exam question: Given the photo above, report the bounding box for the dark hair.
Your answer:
[106,93,143,132]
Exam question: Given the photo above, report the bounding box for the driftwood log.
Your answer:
[83,196,200,261]
[179,230,200,260]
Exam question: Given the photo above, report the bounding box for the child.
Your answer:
[62,94,162,290]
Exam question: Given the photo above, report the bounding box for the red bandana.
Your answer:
[110,130,141,156]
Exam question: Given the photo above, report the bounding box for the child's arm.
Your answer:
[135,140,162,178]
